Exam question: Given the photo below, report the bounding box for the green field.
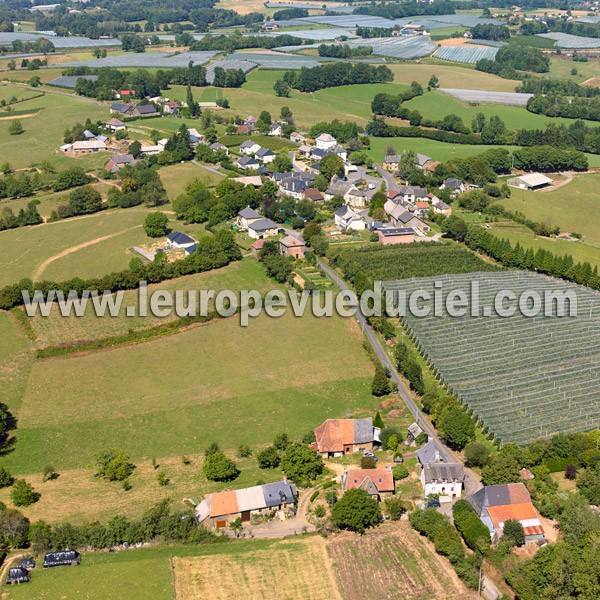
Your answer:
[158,161,225,198]
[499,173,600,246]
[0,208,207,286]
[0,88,109,169]
[404,89,600,130]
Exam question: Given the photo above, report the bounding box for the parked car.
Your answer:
[426,499,441,508]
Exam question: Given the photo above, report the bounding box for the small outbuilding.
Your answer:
[7,567,30,584]
[43,550,80,568]
[279,235,306,259]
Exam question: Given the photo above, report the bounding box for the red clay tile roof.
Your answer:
[252,239,265,250]
[210,490,239,517]
[344,468,394,493]
[314,419,356,453]
[506,482,532,504]
[416,201,430,209]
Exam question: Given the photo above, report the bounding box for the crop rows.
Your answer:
[439,88,533,106]
[57,51,218,69]
[347,36,436,59]
[205,59,257,83]
[433,44,499,63]
[382,271,600,444]
[0,32,120,48]
[47,75,99,89]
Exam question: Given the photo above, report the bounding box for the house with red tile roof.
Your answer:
[313,418,381,458]
[342,466,394,501]
[467,482,545,543]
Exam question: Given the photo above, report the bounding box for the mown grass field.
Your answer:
[28,259,274,347]
[6,523,472,600]
[499,173,600,246]
[5,309,373,475]
[158,161,225,199]
[0,88,108,169]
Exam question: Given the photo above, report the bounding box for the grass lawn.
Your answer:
[404,89,600,130]
[0,207,202,286]
[546,57,600,82]
[5,310,374,475]
[158,161,225,199]
[498,173,600,245]
[0,87,109,169]
[489,221,600,268]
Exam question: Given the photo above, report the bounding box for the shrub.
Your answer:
[361,456,377,469]
[203,452,240,482]
[415,432,429,445]
[464,442,492,468]
[382,497,406,521]
[452,499,491,552]
[273,433,289,451]
[42,465,57,482]
[0,467,14,488]
[256,446,281,469]
[392,465,409,481]
[380,426,403,449]
[95,448,135,482]
[157,471,170,486]
[371,365,391,396]
[331,489,381,533]
[314,504,326,518]
[237,445,252,458]
[11,479,39,507]
[204,442,221,457]
[310,490,319,502]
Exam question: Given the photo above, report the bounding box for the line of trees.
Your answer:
[317,44,373,58]
[527,93,600,122]
[476,45,549,76]
[278,62,393,93]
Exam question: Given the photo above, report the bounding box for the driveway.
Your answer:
[374,165,399,193]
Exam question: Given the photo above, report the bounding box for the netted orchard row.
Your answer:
[328,243,500,295]
[382,271,600,445]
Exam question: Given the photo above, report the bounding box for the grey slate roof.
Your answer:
[262,481,297,507]
[249,218,278,232]
[167,231,195,245]
[422,462,465,484]
[136,104,158,115]
[238,156,259,167]
[256,147,275,158]
[416,440,448,465]
[379,227,414,237]
[444,177,463,190]
[239,206,261,219]
[398,185,428,197]
[281,177,307,194]
[354,417,374,444]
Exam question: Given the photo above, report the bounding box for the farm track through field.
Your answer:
[32,225,140,281]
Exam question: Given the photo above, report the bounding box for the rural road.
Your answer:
[1,81,106,107]
[374,165,399,193]
[316,258,483,499]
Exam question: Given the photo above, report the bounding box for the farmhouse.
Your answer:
[140,144,164,156]
[279,235,306,259]
[335,205,365,231]
[237,206,261,230]
[166,231,196,249]
[313,417,380,458]
[247,218,279,240]
[377,227,415,245]
[383,154,400,171]
[105,116,125,131]
[195,480,297,528]
[104,153,136,174]
[342,467,394,501]
[468,483,546,543]
[507,173,553,190]
[420,463,465,499]
[416,440,448,465]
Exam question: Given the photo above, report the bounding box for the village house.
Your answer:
[247,218,279,240]
[440,178,466,195]
[244,116,257,128]
[279,176,307,199]
[240,140,261,155]
[255,147,276,164]
[420,463,465,499]
[302,188,324,203]
[325,174,353,201]
[237,156,260,170]
[210,142,228,154]
[162,100,180,115]
[251,238,265,258]
[290,132,306,144]
[313,417,381,458]
[415,153,435,171]
[279,235,306,259]
[110,102,159,118]
[416,440,447,466]
[104,153,136,174]
[377,226,415,245]
[140,144,163,156]
[105,117,126,132]
[195,480,297,529]
[342,467,394,501]
[431,196,452,216]
[468,483,546,543]
[335,205,365,231]
[297,144,312,157]
[383,154,400,172]
[414,200,431,217]
[315,132,337,151]
[396,185,429,204]
[187,128,205,146]
[344,185,369,209]
[384,201,430,232]
[166,231,196,250]
[269,122,283,137]
[236,206,261,230]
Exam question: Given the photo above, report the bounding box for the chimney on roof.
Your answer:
[434,449,440,463]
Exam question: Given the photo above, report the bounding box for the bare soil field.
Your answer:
[328,523,475,600]
[174,537,341,600]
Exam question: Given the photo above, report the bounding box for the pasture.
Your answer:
[158,161,225,198]
[0,208,169,286]
[0,88,108,169]
[499,174,600,246]
[5,310,374,475]
[387,271,600,444]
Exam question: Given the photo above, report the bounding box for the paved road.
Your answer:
[316,258,482,499]
[374,165,399,193]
